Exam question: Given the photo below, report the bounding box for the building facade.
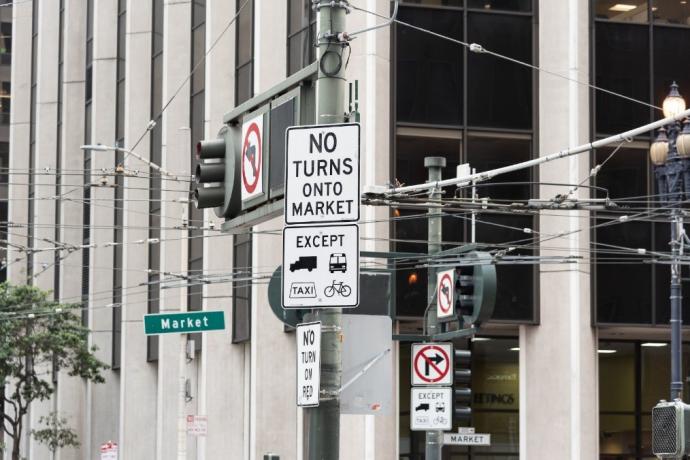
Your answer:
[4,0,690,459]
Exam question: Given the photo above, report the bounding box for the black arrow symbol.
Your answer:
[424,353,445,376]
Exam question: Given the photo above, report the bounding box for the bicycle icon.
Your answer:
[324,280,352,298]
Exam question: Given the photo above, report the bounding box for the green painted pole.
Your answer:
[425,156,446,459]
[306,1,348,459]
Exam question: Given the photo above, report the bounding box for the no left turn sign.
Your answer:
[411,342,453,386]
[241,114,263,201]
[437,269,455,319]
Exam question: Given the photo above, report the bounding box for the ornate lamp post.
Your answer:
[650,82,690,401]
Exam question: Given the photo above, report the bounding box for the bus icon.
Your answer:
[329,253,347,273]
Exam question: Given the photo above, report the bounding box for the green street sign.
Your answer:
[144,311,225,335]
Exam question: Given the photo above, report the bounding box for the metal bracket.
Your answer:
[431,326,477,342]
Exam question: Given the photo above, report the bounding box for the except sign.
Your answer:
[282,224,359,308]
[443,433,491,446]
[410,387,452,431]
[436,269,455,320]
[412,342,453,386]
[241,114,264,201]
[284,123,360,224]
[143,311,225,335]
[297,322,321,407]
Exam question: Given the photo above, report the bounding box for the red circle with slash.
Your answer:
[438,272,453,314]
[413,344,450,383]
[242,121,262,193]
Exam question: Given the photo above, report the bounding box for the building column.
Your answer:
[118,1,157,457]
[85,0,120,455]
[339,1,396,458]
[156,1,192,458]
[5,1,33,458]
[56,0,89,458]
[520,1,598,459]
[198,1,247,459]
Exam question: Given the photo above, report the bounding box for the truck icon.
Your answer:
[290,256,317,272]
[329,253,347,273]
[415,403,430,412]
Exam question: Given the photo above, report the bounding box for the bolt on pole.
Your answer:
[425,156,446,459]
[306,1,348,459]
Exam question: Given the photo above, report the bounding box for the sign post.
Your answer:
[296,322,322,407]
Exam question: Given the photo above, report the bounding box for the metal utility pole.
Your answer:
[425,156,446,459]
[306,1,348,458]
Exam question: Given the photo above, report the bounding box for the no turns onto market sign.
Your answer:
[284,123,360,225]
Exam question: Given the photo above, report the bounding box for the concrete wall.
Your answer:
[520,1,599,459]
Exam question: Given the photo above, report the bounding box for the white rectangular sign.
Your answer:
[297,322,321,407]
[282,224,359,308]
[436,269,455,320]
[411,342,453,386]
[410,387,452,431]
[285,123,360,224]
[241,114,264,202]
[186,415,208,437]
[443,433,491,446]
[100,441,118,460]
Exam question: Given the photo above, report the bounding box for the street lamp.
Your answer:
[650,82,689,402]
[80,143,181,181]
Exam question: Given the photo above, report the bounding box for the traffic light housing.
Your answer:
[194,126,241,219]
[652,399,690,457]
[455,251,496,327]
[453,348,472,423]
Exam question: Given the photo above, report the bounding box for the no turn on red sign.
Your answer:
[411,342,453,386]
[241,114,264,202]
[437,269,455,320]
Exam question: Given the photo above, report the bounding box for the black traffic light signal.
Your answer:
[455,251,497,327]
[454,348,472,422]
[194,126,241,219]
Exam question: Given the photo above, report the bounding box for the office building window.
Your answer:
[0,22,11,65]
[112,0,126,370]
[148,0,164,361]
[232,233,252,343]
[598,340,690,457]
[0,81,9,124]
[593,0,690,325]
[82,0,94,323]
[236,0,253,104]
[287,0,315,76]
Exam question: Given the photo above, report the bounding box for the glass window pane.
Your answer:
[600,414,637,455]
[289,0,310,34]
[237,0,253,66]
[470,338,519,455]
[653,27,690,115]
[193,0,206,28]
[467,13,532,129]
[396,7,463,125]
[641,343,670,409]
[468,0,531,12]
[192,23,206,94]
[287,28,312,76]
[599,341,636,412]
[653,0,690,25]
[595,22,650,135]
[233,233,252,343]
[236,63,252,104]
[595,0,649,22]
[153,0,164,55]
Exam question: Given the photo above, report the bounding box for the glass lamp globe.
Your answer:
[650,128,669,165]
[663,82,687,118]
[678,119,690,157]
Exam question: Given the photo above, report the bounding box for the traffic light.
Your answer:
[652,399,690,458]
[453,348,472,423]
[194,126,241,219]
[455,251,496,327]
